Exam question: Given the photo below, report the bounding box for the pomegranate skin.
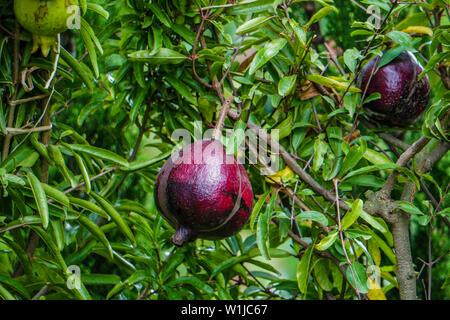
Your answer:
[358,50,430,126]
[154,139,254,246]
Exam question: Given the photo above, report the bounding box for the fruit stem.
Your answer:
[212,97,233,141]
[172,225,195,247]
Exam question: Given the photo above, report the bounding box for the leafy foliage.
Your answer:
[0,0,448,300]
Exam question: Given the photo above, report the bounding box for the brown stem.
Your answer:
[391,211,416,299]
[2,21,20,161]
[247,121,351,211]
[172,225,195,247]
[212,97,233,141]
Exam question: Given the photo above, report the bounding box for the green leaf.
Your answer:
[296,245,314,294]
[128,48,187,64]
[80,20,99,78]
[70,144,128,167]
[27,171,49,229]
[87,3,109,19]
[41,183,70,207]
[29,226,67,272]
[346,262,369,294]
[236,16,274,35]
[0,99,6,135]
[81,18,103,55]
[360,210,388,233]
[0,144,37,173]
[297,211,328,226]
[398,201,424,216]
[248,38,287,75]
[48,144,76,188]
[73,152,91,194]
[341,199,363,230]
[313,259,333,292]
[122,152,171,172]
[165,76,196,104]
[313,134,327,171]
[257,191,277,260]
[0,284,15,300]
[148,3,172,28]
[363,92,381,104]
[129,85,149,122]
[278,75,297,97]
[250,189,271,230]
[78,215,113,260]
[229,0,274,15]
[59,47,94,91]
[386,31,417,53]
[339,139,366,178]
[90,192,136,246]
[307,74,361,92]
[68,197,110,220]
[315,230,338,251]
[344,48,363,73]
[168,276,214,296]
[378,46,405,69]
[419,51,450,80]
[306,6,338,27]
[0,275,30,299]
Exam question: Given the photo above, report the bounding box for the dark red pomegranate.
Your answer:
[154,139,254,247]
[358,50,431,126]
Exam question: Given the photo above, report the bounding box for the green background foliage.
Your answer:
[0,0,448,300]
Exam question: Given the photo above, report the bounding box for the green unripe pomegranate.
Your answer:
[14,0,79,57]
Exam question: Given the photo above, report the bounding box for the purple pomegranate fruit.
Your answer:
[154,139,254,247]
[358,50,431,126]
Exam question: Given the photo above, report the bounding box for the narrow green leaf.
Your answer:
[250,189,271,230]
[0,284,15,300]
[128,48,187,64]
[278,75,297,97]
[81,274,121,286]
[236,16,274,35]
[59,47,94,91]
[70,144,128,167]
[307,74,361,92]
[48,144,76,188]
[87,3,109,19]
[29,226,67,272]
[69,196,110,220]
[346,262,369,294]
[297,211,328,226]
[90,192,136,246]
[41,183,70,207]
[27,171,49,229]
[296,246,314,294]
[73,152,91,194]
[122,152,170,172]
[306,6,338,27]
[248,38,287,75]
[165,76,196,104]
[78,215,113,259]
[341,199,363,230]
[360,210,388,233]
[315,230,338,251]
[0,275,30,299]
[80,21,99,78]
[398,201,424,216]
[148,3,172,28]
